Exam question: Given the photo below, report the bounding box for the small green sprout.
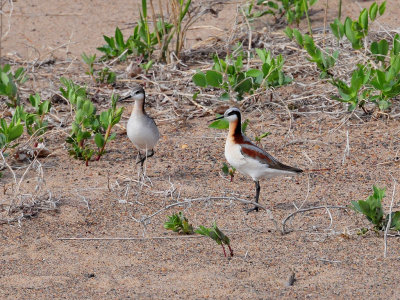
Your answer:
[255,131,271,143]
[164,212,194,234]
[81,53,96,82]
[351,185,400,232]
[222,162,236,182]
[196,222,233,257]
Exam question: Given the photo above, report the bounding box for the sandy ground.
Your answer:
[1,0,400,299]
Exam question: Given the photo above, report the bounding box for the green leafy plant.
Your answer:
[0,64,28,107]
[331,65,371,111]
[193,44,291,100]
[164,212,194,234]
[24,93,51,137]
[81,53,96,82]
[221,162,236,182]
[60,77,88,106]
[65,94,97,166]
[62,78,124,165]
[97,27,135,61]
[330,1,386,50]
[368,55,400,111]
[370,39,389,63]
[81,54,116,85]
[249,0,317,27]
[351,186,400,232]
[61,78,96,164]
[94,93,124,160]
[97,68,116,85]
[285,27,338,78]
[0,112,24,153]
[196,222,233,257]
[331,37,400,112]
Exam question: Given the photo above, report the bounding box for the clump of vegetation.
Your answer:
[0,64,28,108]
[285,27,338,78]
[193,44,291,100]
[24,93,52,137]
[246,0,317,27]
[61,78,124,165]
[164,212,194,234]
[330,1,386,50]
[196,222,233,257]
[1,93,51,155]
[284,1,399,113]
[97,0,194,64]
[164,213,233,257]
[351,186,400,232]
[0,113,24,154]
[81,53,117,85]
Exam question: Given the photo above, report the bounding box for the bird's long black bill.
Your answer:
[212,116,225,121]
[119,94,132,101]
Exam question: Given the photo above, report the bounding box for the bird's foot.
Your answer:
[136,156,146,166]
[246,206,259,214]
[135,150,154,166]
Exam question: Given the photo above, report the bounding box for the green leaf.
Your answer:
[241,119,249,132]
[390,211,400,230]
[371,39,389,62]
[220,92,230,101]
[205,70,223,87]
[330,18,344,40]
[246,69,263,78]
[392,34,400,56]
[378,1,386,16]
[195,225,210,237]
[8,124,23,142]
[234,77,253,94]
[141,0,147,18]
[359,9,368,30]
[369,2,378,21]
[209,115,229,129]
[192,71,207,87]
[115,27,124,49]
[221,163,229,175]
[350,200,362,213]
[94,133,105,149]
[292,29,303,46]
[284,26,293,39]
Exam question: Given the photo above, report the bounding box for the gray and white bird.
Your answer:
[214,108,302,213]
[122,85,160,167]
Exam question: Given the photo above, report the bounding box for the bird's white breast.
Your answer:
[127,114,159,150]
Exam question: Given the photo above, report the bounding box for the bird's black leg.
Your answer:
[246,180,260,213]
[136,149,155,168]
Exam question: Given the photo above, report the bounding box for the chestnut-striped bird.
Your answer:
[215,108,302,212]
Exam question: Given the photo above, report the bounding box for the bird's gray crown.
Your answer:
[224,107,241,118]
[130,85,145,97]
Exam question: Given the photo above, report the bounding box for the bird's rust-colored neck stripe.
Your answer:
[229,117,253,145]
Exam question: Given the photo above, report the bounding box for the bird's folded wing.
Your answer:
[240,143,302,173]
